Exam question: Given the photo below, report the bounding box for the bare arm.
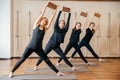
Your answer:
[45,10,57,31]
[33,3,48,29]
[72,15,80,29]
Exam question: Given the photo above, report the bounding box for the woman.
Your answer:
[70,22,105,62]
[57,22,91,65]
[34,10,78,71]
[9,2,65,78]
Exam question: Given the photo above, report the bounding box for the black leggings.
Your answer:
[71,40,99,59]
[58,42,88,63]
[36,41,73,67]
[12,47,59,73]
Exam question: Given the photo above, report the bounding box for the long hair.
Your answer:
[39,17,48,26]
[74,22,82,30]
[89,22,95,33]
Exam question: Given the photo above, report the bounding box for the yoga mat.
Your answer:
[57,63,99,67]
[25,67,88,73]
[70,59,111,63]
[0,74,77,80]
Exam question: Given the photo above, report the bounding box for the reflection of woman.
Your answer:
[34,10,78,71]
[70,22,105,62]
[9,3,65,78]
[57,22,90,65]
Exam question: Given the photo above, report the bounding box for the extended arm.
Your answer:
[65,12,71,31]
[33,2,48,29]
[54,11,62,29]
[45,10,57,31]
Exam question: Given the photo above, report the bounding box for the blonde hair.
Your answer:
[40,17,48,26]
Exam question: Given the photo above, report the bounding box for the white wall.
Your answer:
[11,0,120,57]
[0,0,11,58]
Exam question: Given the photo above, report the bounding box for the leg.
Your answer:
[71,41,83,58]
[85,44,99,59]
[54,47,79,71]
[12,48,33,72]
[58,43,72,63]
[9,48,34,78]
[35,42,53,67]
[36,50,65,76]
[73,44,88,63]
[54,47,73,67]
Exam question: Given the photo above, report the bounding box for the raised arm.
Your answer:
[93,22,100,31]
[54,11,62,29]
[45,10,57,31]
[65,12,71,31]
[33,2,48,29]
[72,15,80,29]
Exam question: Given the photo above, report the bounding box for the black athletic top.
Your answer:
[27,25,45,50]
[70,29,81,43]
[82,28,94,43]
[50,11,71,43]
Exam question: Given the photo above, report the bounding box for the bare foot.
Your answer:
[56,62,60,66]
[9,72,13,78]
[72,66,79,71]
[34,66,38,71]
[57,71,65,76]
[86,62,94,65]
[99,58,105,62]
[69,57,73,61]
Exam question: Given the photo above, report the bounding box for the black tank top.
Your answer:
[27,25,45,49]
[82,28,94,43]
[70,29,81,43]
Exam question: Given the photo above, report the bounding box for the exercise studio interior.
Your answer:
[0,0,120,80]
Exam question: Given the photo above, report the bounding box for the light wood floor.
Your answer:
[0,58,120,80]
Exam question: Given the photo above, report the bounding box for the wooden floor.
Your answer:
[0,58,120,80]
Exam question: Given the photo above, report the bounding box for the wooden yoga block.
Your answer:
[62,6,71,12]
[80,12,88,17]
[47,2,57,10]
[94,12,101,18]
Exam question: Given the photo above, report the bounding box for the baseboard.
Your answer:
[0,57,120,60]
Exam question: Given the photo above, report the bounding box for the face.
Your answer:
[90,23,95,28]
[40,18,48,27]
[75,23,81,30]
[59,20,65,29]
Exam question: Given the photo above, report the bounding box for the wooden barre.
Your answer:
[80,12,88,17]
[94,12,101,18]
[62,6,71,12]
[47,2,57,10]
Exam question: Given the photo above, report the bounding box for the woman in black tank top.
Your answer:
[9,2,65,78]
[70,22,105,62]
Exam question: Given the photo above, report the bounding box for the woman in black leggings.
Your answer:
[34,10,78,71]
[57,22,91,65]
[9,3,65,78]
[70,22,105,62]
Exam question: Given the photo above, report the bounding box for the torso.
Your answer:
[82,28,94,43]
[27,25,45,50]
[70,29,81,43]
[50,27,67,43]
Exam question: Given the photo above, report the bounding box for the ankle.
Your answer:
[9,72,13,78]
[57,71,65,76]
